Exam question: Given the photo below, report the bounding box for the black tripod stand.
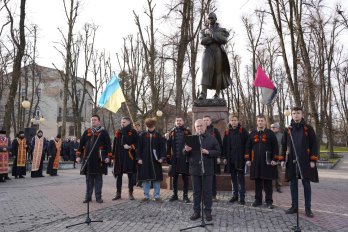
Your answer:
[66,135,103,228]
[180,135,213,231]
[288,128,304,232]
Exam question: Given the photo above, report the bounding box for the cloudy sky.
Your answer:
[4,0,347,78]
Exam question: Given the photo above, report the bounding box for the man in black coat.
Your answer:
[281,106,319,218]
[76,115,112,203]
[112,117,138,201]
[184,119,221,222]
[69,137,79,168]
[46,134,62,176]
[222,115,249,205]
[12,131,27,178]
[137,118,166,202]
[245,115,279,209]
[166,116,191,203]
[203,115,222,201]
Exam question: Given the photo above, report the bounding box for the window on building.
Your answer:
[69,126,75,136]
[58,107,62,117]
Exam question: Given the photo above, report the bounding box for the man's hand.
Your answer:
[123,144,131,149]
[217,158,221,164]
[281,161,285,168]
[105,158,110,164]
[76,157,81,164]
[205,29,212,36]
[2,148,6,151]
[271,160,277,166]
[246,161,251,167]
[310,161,315,168]
[164,133,169,140]
[201,149,209,155]
[138,159,143,165]
[184,145,192,152]
[158,159,163,164]
[223,159,227,165]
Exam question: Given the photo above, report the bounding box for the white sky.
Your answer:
[6,0,348,79]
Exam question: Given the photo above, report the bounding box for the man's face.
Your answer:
[203,117,212,126]
[121,119,130,128]
[271,127,279,133]
[195,121,207,134]
[134,124,141,132]
[175,118,184,127]
[292,110,303,122]
[208,16,216,26]
[147,126,155,132]
[91,116,100,128]
[229,117,239,127]
[257,118,266,129]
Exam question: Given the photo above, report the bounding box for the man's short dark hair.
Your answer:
[121,116,131,122]
[91,114,100,121]
[203,115,211,119]
[175,116,184,121]
[229,114,238,120]
[56,134,62,138]
[291,106,303,112]
[256,114,266,120]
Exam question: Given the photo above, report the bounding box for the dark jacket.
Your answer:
[69,141,79,160]
[245,128,279,180]
[166,126,191,175]
[185,132,221,176]
[222,124,249,171]
[137,130,166,181]
[112,125,138,175]
[280,119,319,183]
[77,127,112,175]
[206,125,222,174]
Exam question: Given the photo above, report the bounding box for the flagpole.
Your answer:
[123,98,135,125]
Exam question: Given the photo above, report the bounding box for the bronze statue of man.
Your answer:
[198,12,231,100]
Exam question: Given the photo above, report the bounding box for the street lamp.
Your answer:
[156,110,163,117]
[284,107,291,126]
[21,99,30,109]
[156,110,163,133]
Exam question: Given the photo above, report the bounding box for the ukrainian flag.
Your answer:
[98,75,126,113]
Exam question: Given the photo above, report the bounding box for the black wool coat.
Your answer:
[166,126,191,175]
[222,124,249,171]
[280,119,319,183]
[137,131,166,181]
[185,132,221,176]
[245,128,279,180]
[112,125,138,175]
[206,125,222,174]
[77,127,112,175]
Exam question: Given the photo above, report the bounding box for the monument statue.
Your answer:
[198,12,231,100]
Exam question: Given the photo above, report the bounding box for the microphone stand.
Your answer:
[288,127,303,232]
[180,133,213,231]
[66,134,103,228]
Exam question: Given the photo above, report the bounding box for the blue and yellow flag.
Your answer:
[98,75,125,113]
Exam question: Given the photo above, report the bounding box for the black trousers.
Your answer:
[192,175,213,213]
[255,178,273,204]
[85,174,103,200]
[116,173,134,193]
[212,174,217,197]
[172,173,189,196]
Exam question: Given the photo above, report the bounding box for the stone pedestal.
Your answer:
[192,104,229,136]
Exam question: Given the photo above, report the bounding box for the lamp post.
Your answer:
[156,110,163,133]
[31,114,45,129]
[284,107,291,127]
[21,99,30,129]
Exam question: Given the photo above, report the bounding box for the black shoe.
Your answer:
[239,199,246,205]
[276,187,282,193]
[83,199,92,203]
[0,179,4,182]
[19,175,25,178]
[266,203,274,209]
[252,201,262,207]
[305,208,314,218]
[15,176,18,179]
[183,196,190,203]
[285,206,298,214]
[205,211,212,221]
[212,196,218,202]
[96,199,103,203]
[229,196,238,203]
[190,212,200,221]
[4,176,11,180]
[39,175,45,177]
[112,193,121,201]
[169,194,178,202]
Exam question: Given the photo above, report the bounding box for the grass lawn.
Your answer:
[320,145,348,153]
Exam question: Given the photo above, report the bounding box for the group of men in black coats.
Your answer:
[76,106,318,222]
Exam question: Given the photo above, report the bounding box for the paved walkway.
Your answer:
[0,154,347,232]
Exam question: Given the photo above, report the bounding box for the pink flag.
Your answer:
[253,65,277,105]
